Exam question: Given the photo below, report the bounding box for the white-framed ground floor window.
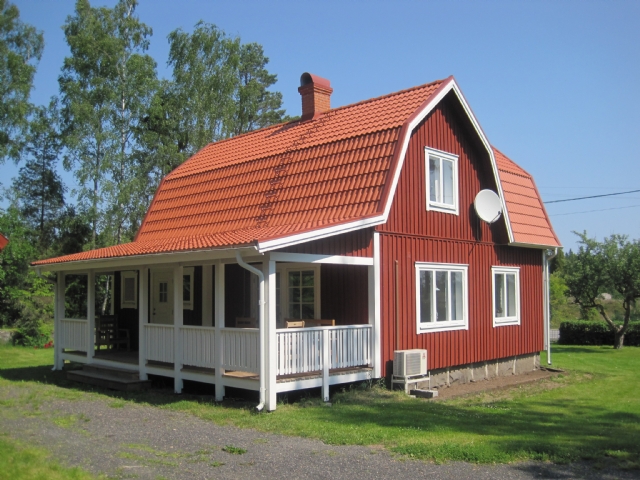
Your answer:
[492,266,520,326]
[415,262,468,333]
[275,264,321,325]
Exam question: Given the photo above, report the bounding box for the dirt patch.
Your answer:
[427,368,562,401]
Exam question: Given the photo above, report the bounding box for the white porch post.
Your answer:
[322,328,330,402]
[202,265,213,327]
[173,265,184,393]
[87,270,95,360]
[370,231,382,378]
[139,266,149,380]
[214,261,225,401]
[53,272,65,370]
[264,256,277,411]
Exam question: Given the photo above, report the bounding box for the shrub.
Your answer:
[559,320,640,346]
[11,297,52,348]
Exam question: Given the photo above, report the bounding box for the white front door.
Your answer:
[151,270,173,324]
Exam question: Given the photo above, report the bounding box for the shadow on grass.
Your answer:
[0,363,258,410]
[552,345,615,354]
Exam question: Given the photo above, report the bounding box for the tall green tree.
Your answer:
[166,21,287,155]
[59,0,156,247]
[13,99,64,250]
[0,0,43,163]
[563,232,640,348]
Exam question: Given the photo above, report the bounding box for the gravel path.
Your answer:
[0,386,634,480]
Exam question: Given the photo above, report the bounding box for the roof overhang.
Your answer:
[33,245,259,273]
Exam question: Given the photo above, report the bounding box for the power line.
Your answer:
[544,189,640,204]
[549,204,640,217]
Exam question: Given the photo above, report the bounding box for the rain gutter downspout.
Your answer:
[235,251,266,412]
[543,248,558,365]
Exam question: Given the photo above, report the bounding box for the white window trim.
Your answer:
[425,147,459,215]
[120,270,137,309]
[415,262,468,334]
[183,267,194,310]
[277,263,321,323]
[492,266,521,327]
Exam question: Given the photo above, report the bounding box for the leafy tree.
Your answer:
[563,232,640,348]
[12,99,64,250]
[0,0,43,163]
[60,0,156,247]
[166,21,287,155]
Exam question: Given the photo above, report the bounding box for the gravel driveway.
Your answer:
[0,385,633,480]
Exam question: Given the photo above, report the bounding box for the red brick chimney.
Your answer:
[298,72,333,121]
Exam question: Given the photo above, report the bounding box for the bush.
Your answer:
[559,320,640,346]
[10,297,53,348]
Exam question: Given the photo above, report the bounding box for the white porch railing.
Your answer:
[181,326,216,368]
[276,325,372,376]
[59,319,88,351]
[221,328,259,374]
[144,324,174,363]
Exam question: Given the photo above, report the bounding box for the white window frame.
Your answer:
[120,270,138,309]
[425,147,459,215]
[492,266,521,327]
[415,262,468,333]
[276,263,321,324]
[183,267,194,310]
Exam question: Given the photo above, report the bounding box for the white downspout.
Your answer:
[544,248,558,365]
[235,251,266,412]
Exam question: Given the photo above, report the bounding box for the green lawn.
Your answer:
[0,344,638,470]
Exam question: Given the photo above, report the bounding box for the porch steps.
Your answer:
[67,364,152,391]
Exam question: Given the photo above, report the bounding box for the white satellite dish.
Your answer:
[474,189,502,224]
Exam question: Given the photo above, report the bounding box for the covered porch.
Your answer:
[47,247,381,411]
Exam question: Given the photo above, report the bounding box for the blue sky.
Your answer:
[7,0,640,250]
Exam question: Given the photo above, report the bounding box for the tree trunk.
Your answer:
[614,330,625,349]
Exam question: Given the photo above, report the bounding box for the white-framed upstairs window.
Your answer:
[183,267,194,310]
[120,271,137,309]
[492,266,520,326]
[415,262,468,333]
[425,147,459,215]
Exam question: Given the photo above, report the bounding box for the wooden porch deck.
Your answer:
[65,349,371,384]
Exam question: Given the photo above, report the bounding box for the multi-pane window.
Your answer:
[492,267,520,326]
[416,263,468,332]
[159,281,168,303]
[183,267,194,310]
[120,271,137,309]
[425,148,459,214]
[288,270,315,319]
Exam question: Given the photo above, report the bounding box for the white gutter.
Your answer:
[235,251,266,412]
[543,248,558,365]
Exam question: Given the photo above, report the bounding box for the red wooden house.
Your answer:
[33,73,560,410]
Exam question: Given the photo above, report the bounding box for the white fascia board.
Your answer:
[269,252,373,266]
[509,241,562,250]
[257,216,385,252]
[34,246,258,272]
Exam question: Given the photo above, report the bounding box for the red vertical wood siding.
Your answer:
[277,228,373,257]
[378,94,544,375]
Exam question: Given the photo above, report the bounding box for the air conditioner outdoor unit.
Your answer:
[393,349,427,377]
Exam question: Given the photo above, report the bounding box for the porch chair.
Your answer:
[284,320,305,328]
[95,315,130,351]
[303,319,336,327]
[235,317,257,328]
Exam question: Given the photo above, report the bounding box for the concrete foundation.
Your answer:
[413,353,540,391]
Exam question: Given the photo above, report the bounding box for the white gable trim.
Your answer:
[258,77,514,252]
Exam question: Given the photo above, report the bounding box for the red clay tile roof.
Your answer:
[32,78,559,267]
[495,147,560,247]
